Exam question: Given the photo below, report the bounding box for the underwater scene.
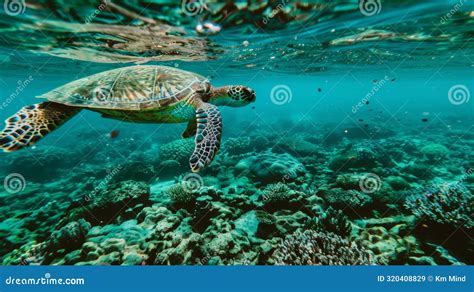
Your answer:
[0,0,473,266]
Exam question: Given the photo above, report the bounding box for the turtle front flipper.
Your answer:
[189,103,222,172]
[0,102,80,152]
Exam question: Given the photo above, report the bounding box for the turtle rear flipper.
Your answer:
[189,103,222,172]
[0,102,80,152]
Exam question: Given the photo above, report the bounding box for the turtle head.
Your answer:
[207,85,256,107]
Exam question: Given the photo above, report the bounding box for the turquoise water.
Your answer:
[0,0,473,265]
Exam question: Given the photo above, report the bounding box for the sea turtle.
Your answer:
[0,65,256,172]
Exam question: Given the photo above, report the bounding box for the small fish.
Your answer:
[391,78,396,82]
[365,101,370,105]
[358,119,364,122]
[317,88,322,92]
[109,130,120,139]
[195,21,221,35]
[421,118,428,122]
[251,106,255,109]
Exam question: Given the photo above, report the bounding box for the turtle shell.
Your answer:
[37,65,207,110]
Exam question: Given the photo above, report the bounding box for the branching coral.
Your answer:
[272,230,375,265]
[260,183,306,211]
[304,207,352,237]
[404,186,473,230]
[262,183,292,203]
[319,188,373,215]
[166,184,197,208]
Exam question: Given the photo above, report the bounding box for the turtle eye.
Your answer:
[198,81,211,94]
[204,82,211,93]
[229,86,255,102]
[228,86,244,100]
[197,82,212,102]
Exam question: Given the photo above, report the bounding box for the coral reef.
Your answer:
[272,230,375,265]
[405,186,473,231]
[223,137,253,156]
[235,151,306,184]
[84,180,151,224]
[0,120,472,266]
[420,144,449,162]
[158,139,195,175]
[259,183,306,211]
[353,226,419,265]
[304,207,352,237]
[166,183,197,210]
[318,187,373,216]
[47,219,91,252]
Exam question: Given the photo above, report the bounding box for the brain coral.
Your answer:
[235,151,306,184]
[159,138,194,165]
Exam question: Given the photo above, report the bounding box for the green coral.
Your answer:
[235,151,306,184]
[260,183,306,211]
[386,176,410,190]
[159,139,194,165]
[77,180,150,224]
[262,183,292,203]
[223,137,252,156]
[47,219,91,252]
[318,188,373,216]
[167,184,197,209]
[420,144,449,162]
